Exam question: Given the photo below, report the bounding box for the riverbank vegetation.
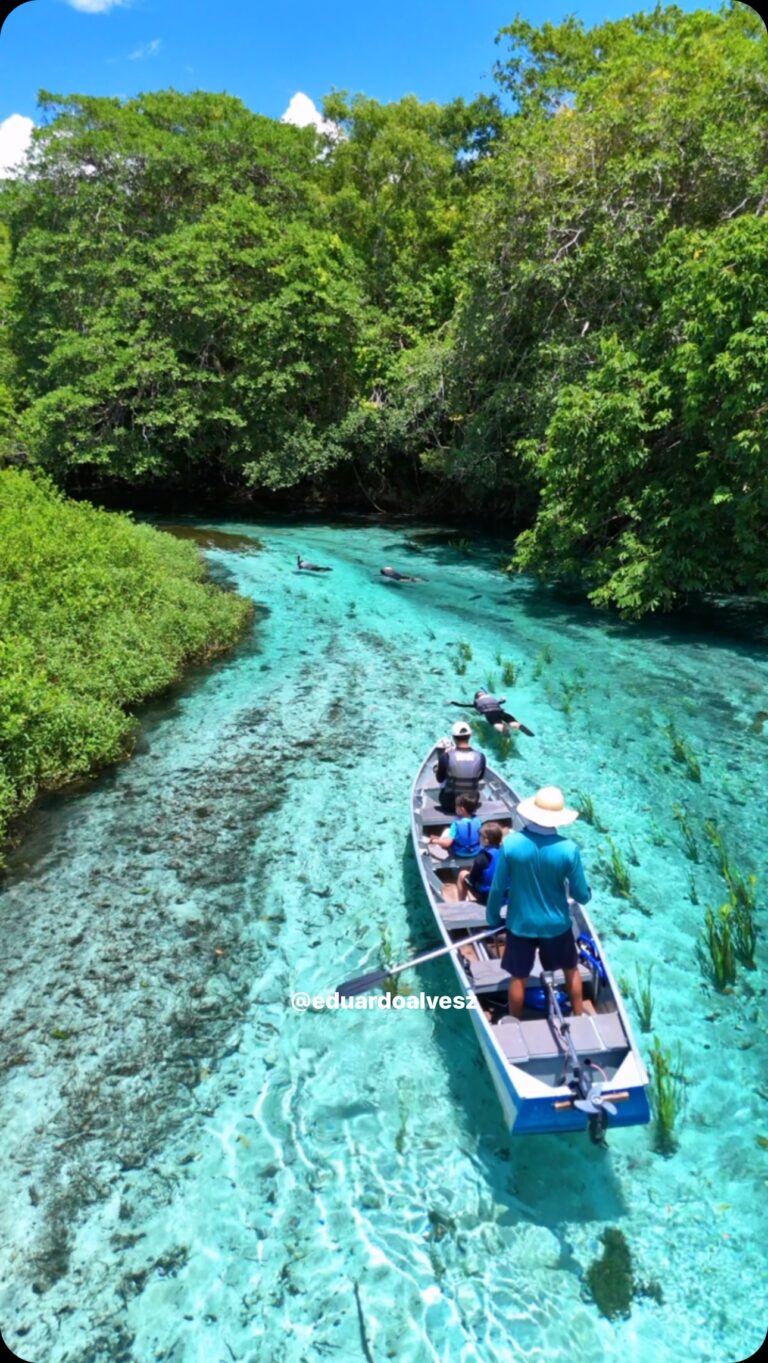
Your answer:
[1,4,766,616]
[0,470,252,863]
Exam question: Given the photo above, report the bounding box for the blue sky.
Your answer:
[0,0,728,170]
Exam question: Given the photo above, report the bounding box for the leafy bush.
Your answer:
[0,470,251,860]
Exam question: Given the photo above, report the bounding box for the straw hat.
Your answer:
[516,786,579,828]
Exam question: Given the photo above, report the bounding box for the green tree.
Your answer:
[6,91,363,491]
[443,2,768,610]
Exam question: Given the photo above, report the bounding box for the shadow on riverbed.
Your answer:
[156,523,264,552]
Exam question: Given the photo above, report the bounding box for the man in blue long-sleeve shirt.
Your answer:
[486,786,591,1018]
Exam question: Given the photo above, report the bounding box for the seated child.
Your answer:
[429,793,482,858]
[457,822,504,904]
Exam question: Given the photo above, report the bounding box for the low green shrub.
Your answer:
[0,469,251,861]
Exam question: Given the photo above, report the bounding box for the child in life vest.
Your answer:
[428,793,482,858]
[457,822,504,904]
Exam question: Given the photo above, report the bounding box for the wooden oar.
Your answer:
[336,926,500,998]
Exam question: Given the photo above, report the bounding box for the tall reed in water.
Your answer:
[699,905,736,990]
[649,1036,686,1155]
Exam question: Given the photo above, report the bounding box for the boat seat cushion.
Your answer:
[419,797,513,826]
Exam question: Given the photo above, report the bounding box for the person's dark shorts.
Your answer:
[501,928,577,979]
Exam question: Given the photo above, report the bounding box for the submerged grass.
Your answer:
[573,790,606,832]
[633,964,655,1033]
[699,904,737,990]
[666,721,701,782]
[649,1036,686,1155]
[672,804,699,862]
[602,838,632,899]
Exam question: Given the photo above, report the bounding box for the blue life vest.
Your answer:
[475,844,502,894]
[452,816,482,857]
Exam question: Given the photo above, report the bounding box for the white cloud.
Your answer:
[0,113,34,178]
[281,93,337,138]
[128,38,161,61]
[67,1,128,13]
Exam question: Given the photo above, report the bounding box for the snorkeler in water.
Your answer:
[297,555,333,573]
[380,565,423,583]
[450,689,535,737]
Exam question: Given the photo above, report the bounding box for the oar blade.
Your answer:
[336,969,390,999]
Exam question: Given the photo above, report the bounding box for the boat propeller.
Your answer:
[541,972,617,1145]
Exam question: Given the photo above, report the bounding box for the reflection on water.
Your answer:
[1,521,766,1363]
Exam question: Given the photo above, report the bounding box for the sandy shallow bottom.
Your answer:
[1,521,766,1363]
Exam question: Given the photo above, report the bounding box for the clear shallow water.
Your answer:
[1,520,767,1363]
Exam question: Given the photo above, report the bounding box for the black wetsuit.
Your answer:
[451,693,515,726]
[435,745,486,813]
[297,555,332,573]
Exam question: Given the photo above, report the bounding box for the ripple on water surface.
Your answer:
[1,520,766,1363]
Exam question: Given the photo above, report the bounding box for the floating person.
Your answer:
[449,688,534,737]
[433,721,486,813]
[486,786,591,1019]
[380,565,423,583]
[297,554,332,573]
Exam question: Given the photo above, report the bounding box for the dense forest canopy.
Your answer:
[1,2,766,615]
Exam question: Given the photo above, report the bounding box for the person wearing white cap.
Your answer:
[433,721,487,814]
[485,786,592,1019]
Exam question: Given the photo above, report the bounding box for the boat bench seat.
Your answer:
[495,1012,628,1064]
[467,955,594,994]
[419,798,513,826]
[438,902,506,930]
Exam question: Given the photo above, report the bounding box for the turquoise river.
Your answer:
[1,519,766,1363]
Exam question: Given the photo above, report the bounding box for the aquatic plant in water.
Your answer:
[633,964,655,1032]
[559,675,586,716]
[726,878,758,970]
[672,804,699,862]
[573,789,606,832]
[602,838,632,899]
[649,1036,686,1155]
[704,817,730,877]
[585,1228,634,1320]
[666,721,702,782]
[501,659,519,687]
[447,536,473,555]
[699,905,736,990]
[531,645,553,680]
